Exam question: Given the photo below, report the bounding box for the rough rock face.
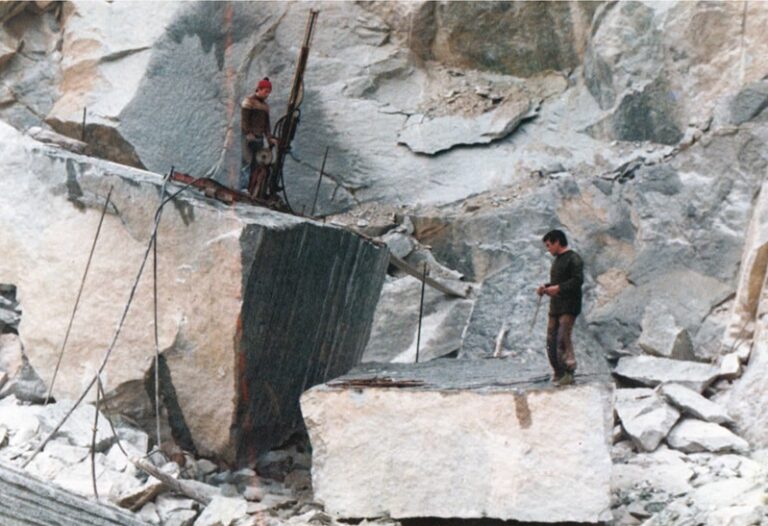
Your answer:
[719,176,768,448]
[302,361,613,523]
[0,122,388,462]
[585,2,768,144]
[401,1,599,77]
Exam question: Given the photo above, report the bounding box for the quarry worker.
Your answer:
[241,77,278,199]
[536,229,584,387]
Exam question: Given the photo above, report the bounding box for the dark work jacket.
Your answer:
[241,95,271,139]
[548,250,584,316]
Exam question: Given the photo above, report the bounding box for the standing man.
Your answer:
[536,229,584,386]
[241,77,277,199]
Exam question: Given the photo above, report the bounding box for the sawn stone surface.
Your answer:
[302,360,613,523]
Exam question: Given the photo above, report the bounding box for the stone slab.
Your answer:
[302,360,613,523]
[0,121,389,463]
[614,355,719,392]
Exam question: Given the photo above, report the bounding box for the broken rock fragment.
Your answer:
[613,355,719,392]
[638,302,696,361]
[397,97,535,155]
[667,419,749,454]
[302,360,613,523]
[614,388,680,452]
[660,383,733,425]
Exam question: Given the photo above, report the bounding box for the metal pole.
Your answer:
[311,146,329,217]
[415,262,427,363]
[81,107,87,142]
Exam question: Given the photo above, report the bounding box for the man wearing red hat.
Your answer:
[241,77,278,199]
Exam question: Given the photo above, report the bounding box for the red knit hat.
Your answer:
[257,77,272,90]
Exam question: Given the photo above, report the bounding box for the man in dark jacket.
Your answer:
[241,77,277,198]
[537,229,584,386]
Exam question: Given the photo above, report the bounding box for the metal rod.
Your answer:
[311,146,329,217]
[152,167,173,451]
[415,262,427,363]
[91,377,100,500]
[24,168,188,468]
[46,186,113,405]
[81,107,86,142]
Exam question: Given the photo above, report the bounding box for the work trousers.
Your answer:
[546,314,577,377]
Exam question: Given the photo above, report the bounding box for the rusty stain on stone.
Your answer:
[514,392,532,429]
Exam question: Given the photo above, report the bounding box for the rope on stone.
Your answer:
[23,170,194,468]
[45,186,114,405]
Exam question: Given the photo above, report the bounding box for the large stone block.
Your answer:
[301,360,613,523]
[0,122,388,463]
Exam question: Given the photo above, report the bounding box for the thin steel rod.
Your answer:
[45,187,114,405]
[311,146,329,217]
[24,171,192,467]
[91,378,100,500]
[81,107,86,142]
[152,167,173,451]
[415,262,427,363]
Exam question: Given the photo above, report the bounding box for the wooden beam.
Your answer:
[389,255,468,298]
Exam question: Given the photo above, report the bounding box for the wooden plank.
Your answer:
[389,255,468,298]
[0,462,148,526]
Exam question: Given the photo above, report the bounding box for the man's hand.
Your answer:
[268,137,278,146]
[544,284,560,297]
[536,285,546,296]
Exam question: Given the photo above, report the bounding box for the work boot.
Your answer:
[550,373,563,384]
[556,372,574,387]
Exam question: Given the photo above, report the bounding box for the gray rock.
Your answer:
[667,419,749,454]
[729,80,768,125]
[717,353,742,380]
[138,502,161,524]
[611,446,693,497]
[0,397,40,446]
[397,97,534,155]
[614,356,719,392]
[380,231,415,259]
[638,302,696,361]
[156,494,197,523]
[194,496,248,526]
[410,1,599,77]
[164,509,198,526]
[660,383,733,425]
[363,275,474,363]
[37,401,113,450]
[615,388,680,452]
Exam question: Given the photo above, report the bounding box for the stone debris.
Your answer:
[666,419,749,454]
[193,496,248,526]
[638,303,696,361]
[615,389,680,452]
[614,355,719,392]
[717,352,743,380]
[37,401,114,450]
[660,383,733,425]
